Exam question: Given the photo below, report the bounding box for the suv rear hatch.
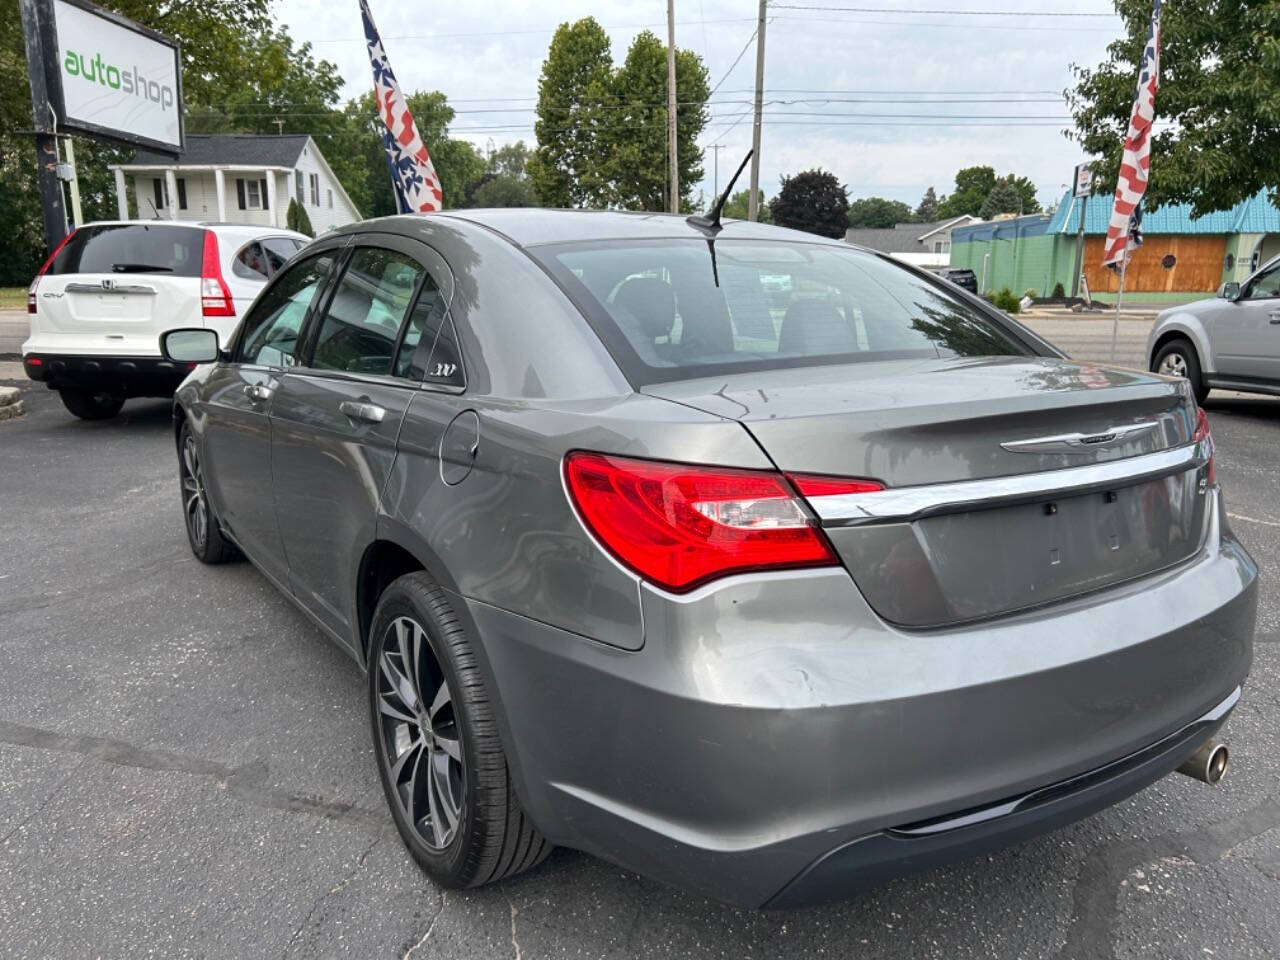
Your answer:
[29,224,206,355]
[646,356,1211,627]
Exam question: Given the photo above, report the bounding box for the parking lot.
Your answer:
[2,322,1278,959]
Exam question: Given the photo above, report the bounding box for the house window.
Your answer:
[295,170,304,206]
[327,190,333,209]
[309,173,319,206]
[934,239,951,254]
[152,177,188,212]
[236,177,269,211]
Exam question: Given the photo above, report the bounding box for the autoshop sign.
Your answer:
[43,0,184,154]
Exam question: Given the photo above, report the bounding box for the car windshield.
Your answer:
[535,239,1030,385]
[48,224,203,277]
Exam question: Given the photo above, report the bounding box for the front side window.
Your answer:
[261,237,302,274]
[310,247,423,376]
[1243,261,1280,300]
[237,252,336,367]
[535,239,1030,385]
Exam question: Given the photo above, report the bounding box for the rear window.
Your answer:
[534,239,1030,385]
[48,224,203,277]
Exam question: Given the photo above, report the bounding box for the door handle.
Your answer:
[339,399,386,423]
[243,383,273,402]
[1269,311,1280,324]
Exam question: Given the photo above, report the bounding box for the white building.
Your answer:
[109,134,360,232]
[844,215,982,270]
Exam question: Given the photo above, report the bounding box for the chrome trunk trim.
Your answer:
[999,421,1159,454]
[807,442,1206,526]
[63,282,158,296]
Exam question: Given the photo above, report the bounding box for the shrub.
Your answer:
[993,287,1021,313]
[1051,281,1066,298]
[286,197,314,238]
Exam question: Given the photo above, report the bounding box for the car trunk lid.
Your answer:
[644,356,1211,627]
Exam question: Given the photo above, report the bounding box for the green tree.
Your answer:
[605,31,709,211]
[528,18,614,207]
[770,169,849,238]
[722,188,771,222]
[1068,0,1280,216]
[847,196,915,228]
[471,175,536,207]
[979,179,1024,219]
[915,186,939,221]
[937,166,996,217]
[487,141,532,180]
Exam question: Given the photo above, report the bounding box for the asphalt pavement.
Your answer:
[1,325,1278,959]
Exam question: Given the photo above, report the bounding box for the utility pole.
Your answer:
[748,0,767,221]
[19,0,68,253]
[666,0,679,213]
[709,143,724,196]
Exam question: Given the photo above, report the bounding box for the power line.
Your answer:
[770,14,1114,32]
[770,4,1116,16]
[707,25,760,98]
[308,17,755,43]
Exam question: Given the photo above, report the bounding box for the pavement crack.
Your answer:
[0,717,389,833]
[1055,795,1280,959]
[280,834,382,958]
[506,893,523,960]
[404,888,447,959]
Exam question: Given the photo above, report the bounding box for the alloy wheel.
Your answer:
[1159,352,1188,378]
[376,616,465,851]
[181,435,208,548]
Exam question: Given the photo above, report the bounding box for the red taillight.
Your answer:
[201,230,234,317]
[28,229,76,314]
[787,474,885,498]
[1193,407,1215,486]
[564,452,838,593]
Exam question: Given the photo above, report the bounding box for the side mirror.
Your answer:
[161,328,220,364]
[1218,281,1241,301]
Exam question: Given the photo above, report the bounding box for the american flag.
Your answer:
[1102,0,1161,268]
[360,0,443,213]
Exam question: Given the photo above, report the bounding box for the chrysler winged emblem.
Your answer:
[1000,421,1158,454]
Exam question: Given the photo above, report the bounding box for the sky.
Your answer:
[274,0,1125,213]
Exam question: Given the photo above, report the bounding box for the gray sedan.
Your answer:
[1148,255,1280,401]
[160,209,1256,908]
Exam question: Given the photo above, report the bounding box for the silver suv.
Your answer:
[1148,254,1280,402]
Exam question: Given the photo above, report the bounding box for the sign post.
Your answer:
[19,0,183,254]
[1070,161,1094,300]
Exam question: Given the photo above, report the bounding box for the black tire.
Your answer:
[1153,338,1208,404]
[178,422,239,564]
[59,389,123,420]
[368,572,551,889]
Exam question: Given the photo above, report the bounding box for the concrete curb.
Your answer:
[0,383,24,420]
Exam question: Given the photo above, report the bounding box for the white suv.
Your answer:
[23,221,310,419]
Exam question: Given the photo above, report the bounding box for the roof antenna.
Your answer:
[687,149,753,234]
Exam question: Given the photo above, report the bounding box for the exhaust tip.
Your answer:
[1177,740,1228,785]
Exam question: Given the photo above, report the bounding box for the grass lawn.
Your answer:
[0,288,27,309]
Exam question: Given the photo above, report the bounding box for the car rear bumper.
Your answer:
[22,352,194,397]
[463,488,1257,908]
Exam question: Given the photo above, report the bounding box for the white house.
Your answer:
[109,134,360,232]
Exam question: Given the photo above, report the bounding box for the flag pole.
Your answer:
[1110,243,1127,363]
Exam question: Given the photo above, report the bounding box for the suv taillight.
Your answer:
[1193,407,1215,487]
[28,229,76,314]
[201,230,234,317]
[563,452,854,593]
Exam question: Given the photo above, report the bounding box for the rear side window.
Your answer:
[233,243,269,280]
[237,252,336,367]
[48,224,203,277]
[396,284,465,388]
[310,247,424,376]
[535,239,1029,385]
